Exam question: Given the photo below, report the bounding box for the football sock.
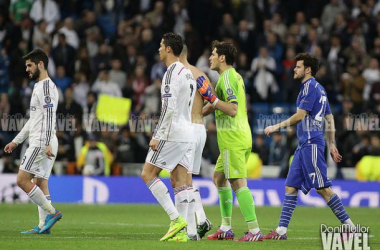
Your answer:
[193,187,207,225]
[277,193,298,235]
[147,178,179,220]
[327,194,351,225]
[38,195,51,228]
[235,187,260,234]
[218,187,233,231]
[186,186,197,236]
[27,185,55,214]
[174,185,189,221]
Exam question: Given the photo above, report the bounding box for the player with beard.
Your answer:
[4,49,62,234]
[263,53,355,239]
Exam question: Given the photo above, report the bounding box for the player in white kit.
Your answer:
[179,44,213,241]
[141,33,196,242]
[4,49,62,234]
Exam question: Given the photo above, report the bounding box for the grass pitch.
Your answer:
[0,204,378,250]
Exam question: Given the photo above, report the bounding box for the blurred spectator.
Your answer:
[92,68,122,97]
[252,134,269,165]
[9,40,28,82]
[352,133,371,165]
[42,42,56,78]
[0,93,10,117]
[72,72,90,108]
[52,17,79,50]
[268,132,287,166]
[143,78,161,115]
[0,48,10,93]
[251,46,278,102]
[219,13,237,38]
[29,0,60,34]
[53,65,72,93]
[321,0,347,34]
[32,20,51,49]
[150,54,166,82]
[74,46,92,81]
[140,28,157,68]
[339,64,365,110]
[369,133,380,156]
[282,47,297,103]
[9,0,33,24]
[52,33,76,77]
[271,12,287,42]
[145,1,166,30]
[116,126,136,164]
[57,87,83,126]
[54,130,71,175]
[77,134,110,175]
[109,58,127,90]
[362,57,380,102]
[92,43,111,78]
[289,12,310,40]
[83,91,97,132]
[235,20,256,61]
[129,65,148,112]
[169,1,189,38]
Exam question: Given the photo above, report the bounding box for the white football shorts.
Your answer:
[146,140,195,172]
[189,124,207,174]
[19,139,58,179]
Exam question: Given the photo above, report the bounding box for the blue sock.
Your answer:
[327,194,350,223]
[278,194,298,228]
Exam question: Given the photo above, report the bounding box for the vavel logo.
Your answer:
[321,224,370,250]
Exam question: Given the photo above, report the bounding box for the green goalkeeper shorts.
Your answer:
[214,147,251,179]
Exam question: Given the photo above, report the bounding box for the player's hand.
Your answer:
[149,139,160,151]
[4,142,17,153]
[264,125,278,136]
[329,143,342,163]
[196,76,217,104]
[45,145,55,160]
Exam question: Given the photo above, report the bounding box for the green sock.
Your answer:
[218,187,233,228]
[236,187,260,233]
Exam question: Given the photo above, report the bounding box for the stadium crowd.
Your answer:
[0,0,379,178]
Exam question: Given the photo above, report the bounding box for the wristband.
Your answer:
[212,98,219,107]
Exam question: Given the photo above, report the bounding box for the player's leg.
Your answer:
[185,173,198,240]
[264,148,303,240]
[36,178,52,230]
[207,155,235,240]
[141,161,179,221]
[37,143,62,233]
[17,148,57,216]
[224,148,262,241]
[311,144,355,230]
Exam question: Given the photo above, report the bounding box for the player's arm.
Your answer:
[151,77,179,150]
[325,102,342,163]
[4,119,31,153]
[196,76,237,117]
[37,84,57,159]
[264,109,307,135]
[203,102,216,116]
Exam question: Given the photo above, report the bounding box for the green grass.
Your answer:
[0,204,378,250]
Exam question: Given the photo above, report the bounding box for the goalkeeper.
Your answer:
[197,40,263,242]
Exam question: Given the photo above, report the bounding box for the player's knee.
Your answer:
[285,186,298,195]
[141,170,154,184]
[16,175,27,189]
[316,188,332,197]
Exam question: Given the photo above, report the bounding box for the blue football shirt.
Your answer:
[296,78,331,147]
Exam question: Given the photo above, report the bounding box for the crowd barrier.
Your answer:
[0,174,378,207]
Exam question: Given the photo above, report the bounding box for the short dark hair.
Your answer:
[295,53,319,77]
[23,49,49,69]
[211,40,237,65]
[162,32,183,56]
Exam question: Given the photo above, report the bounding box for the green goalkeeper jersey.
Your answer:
[215,67,252,150]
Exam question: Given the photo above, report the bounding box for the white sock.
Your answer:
[174,186,189,221]
[248,220,260,234]
[187,187,197,236]
[220,217,232,231]
[27,185,55,214]
[147,178,179,220]
[276,226,287,235]
[38,195,51,228]
[193,187,207,225]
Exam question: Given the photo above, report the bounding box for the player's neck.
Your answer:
[219,64,233,74]
[301,75,313,83]
[179,58,190,68]
[165,55,179,67]
[37,71,49,82]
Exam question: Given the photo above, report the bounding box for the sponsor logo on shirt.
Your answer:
[227,95,236,101]
[162,93,172,98]
[31,106,36,111]
[43,104,54,108]
[227,88,233,95]
[44,96,51,103]
[164,85,170,93]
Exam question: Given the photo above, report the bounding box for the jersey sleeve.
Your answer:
[221,73,238,104]
[298,85,317,111]
[153,73,179,140]
[36,82,58,146]
[13,119,31,145]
